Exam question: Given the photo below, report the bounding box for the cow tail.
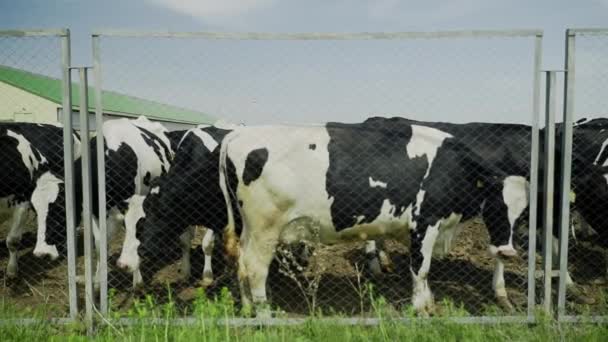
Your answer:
[219,132,240,262]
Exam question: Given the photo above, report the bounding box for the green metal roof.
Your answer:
[0,65,215,124]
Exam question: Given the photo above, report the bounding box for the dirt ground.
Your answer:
[1,206,607,318]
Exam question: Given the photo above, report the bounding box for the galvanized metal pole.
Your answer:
[527,33,543,321]
[78,67,95,330]
[557,30,576,318]
[60,29,79,320]
[92,34,109,315]
[542,70,557,314]
[91,29,543,40]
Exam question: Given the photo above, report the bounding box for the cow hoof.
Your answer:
[367,258,383,277]
[498,249,517,258]
[413,285,435,317]
[240,304,254,317]
[568,286,596,305]
[379,254,395,273]
[414,301,436,317]
[74,276,101,292]
[415,305,435,318]
[179,268,192,283]
[132,283,145,292]
[255,306,273,320]
[6,265,18,279]
[496,295,515,313]
[200,275,214,288]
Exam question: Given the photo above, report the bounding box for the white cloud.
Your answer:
[149,0,276,19]
[593,0,608,9]
[368,0,401,19]
[367,0,494,24]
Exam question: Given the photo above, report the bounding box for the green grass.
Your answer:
[1,287,607,341]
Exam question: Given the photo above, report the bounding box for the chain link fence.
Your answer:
[90,30,543,320]
[560,28,608,320]
[5,26,608,326]
[0,29,77,321]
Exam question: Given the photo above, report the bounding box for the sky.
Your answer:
[0,0,607,124]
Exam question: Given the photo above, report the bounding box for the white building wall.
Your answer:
[0,82,60,123]
[0,82,199,131]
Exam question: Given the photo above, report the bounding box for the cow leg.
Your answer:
[179,226,194,281]
[379,251,393,272]
[92,210,121,289]
[32,187,60,260]
[487,246,514,311]
[132,269,143,288]
[365,240,383,276]
[552,235,574,287]
[237,227,279,317]
[117,195,145,288]
[492,256,514,312]
[376,239,395,273]
[551,235,593,304]
[575,211,596,239]
[410,221,441,316]
[238,258,252,311]
[484,176,528,309]
[200,228,215,287]
[365,239,394,276]
[91,218,101,289]
[6,202,29,278]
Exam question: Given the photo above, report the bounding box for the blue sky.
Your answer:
[1,0,607,124]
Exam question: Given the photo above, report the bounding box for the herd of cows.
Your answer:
[1,115,608,316]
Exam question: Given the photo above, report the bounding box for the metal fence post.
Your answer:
[76,67,95,330]
[92,34,109,316]
[557,30,576,319]
[527,33,543,322]
[61,29,79,320]
[542,70,557,314]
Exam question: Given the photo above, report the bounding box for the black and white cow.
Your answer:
[31,116,184,287]
[212,119,530,316]
[470,117,608,306]
[556,118,608,282]
[361,117,535,308]
[117,123,239,287]
[364,118,603,305]
[471,117,608,304]
[0,122,80,278]
[365,117,608,306]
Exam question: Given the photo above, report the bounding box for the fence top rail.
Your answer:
[0,315,533,327]
[0,28,68,37]
[567,28,608,36]
[92,29,543,40]
[558,315,608,324]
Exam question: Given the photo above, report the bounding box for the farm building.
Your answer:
[0,64,214,131]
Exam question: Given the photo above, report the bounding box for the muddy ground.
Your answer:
[1,206,606,318]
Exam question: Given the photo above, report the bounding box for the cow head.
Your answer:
[483,175,528,258]
[138,125,234,264]
[137,178,186,262]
